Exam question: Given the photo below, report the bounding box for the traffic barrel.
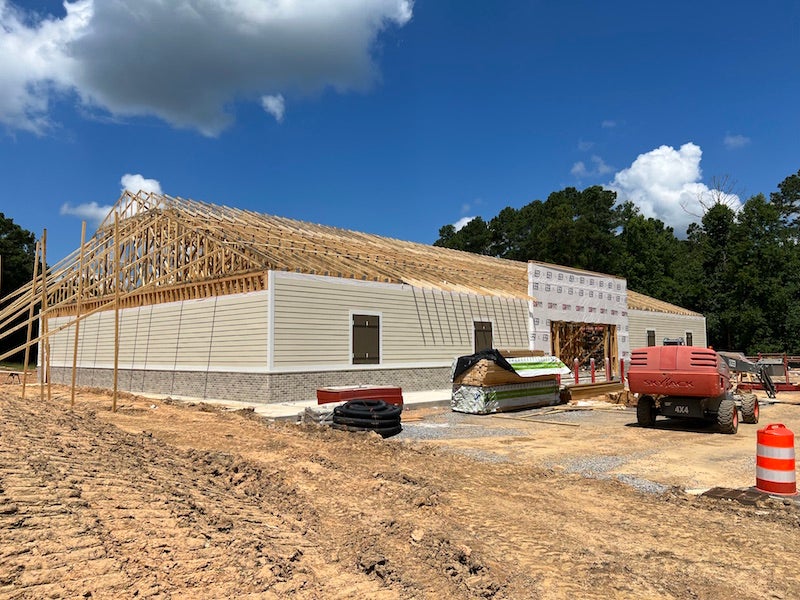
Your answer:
[756,423,797,495]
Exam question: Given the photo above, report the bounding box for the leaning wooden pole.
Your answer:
[70,221,87,408]
[39,229,48,401]
[21,242,40,400]
[113,214,121,412]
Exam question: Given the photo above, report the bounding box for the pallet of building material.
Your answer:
[452,355,571,387]
[451,379,561,414]
[453,359,525,386]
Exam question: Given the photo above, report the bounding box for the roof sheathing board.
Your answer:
[626,290,701,316]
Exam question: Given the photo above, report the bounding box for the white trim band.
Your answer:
[756,467,797,483]
[757,444,796,459]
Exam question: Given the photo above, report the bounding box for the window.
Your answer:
[647,330,656,347]
[686,331,693,346]
[352,314,380,364]
[474,321,493,352]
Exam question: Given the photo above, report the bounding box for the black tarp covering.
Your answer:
[452,349,515,381]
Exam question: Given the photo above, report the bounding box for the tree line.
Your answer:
[0,213,38,363]
[434,171,800,354]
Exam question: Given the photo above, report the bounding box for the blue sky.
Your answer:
[1,0,799,262]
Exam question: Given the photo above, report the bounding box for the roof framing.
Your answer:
[0,190,699,364]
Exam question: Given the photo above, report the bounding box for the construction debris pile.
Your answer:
[451,349,571,414]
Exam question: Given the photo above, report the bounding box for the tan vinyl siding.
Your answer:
[628,309,707,349]
[48,291,268,372]
[272,273,529,368]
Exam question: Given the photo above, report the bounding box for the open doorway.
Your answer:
[550,321,618,377]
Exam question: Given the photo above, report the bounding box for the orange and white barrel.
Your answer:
[756,423,796,495]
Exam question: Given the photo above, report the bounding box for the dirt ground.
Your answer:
[2,384,800,599]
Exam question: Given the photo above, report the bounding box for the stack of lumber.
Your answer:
[451,352,570,415]
[453,360,528,387]
[564,381,625,403]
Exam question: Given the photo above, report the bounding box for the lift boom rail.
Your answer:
[715,352,777,399]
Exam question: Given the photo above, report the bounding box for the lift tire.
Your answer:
[636,395,656,428]
[740,393,759,424]
[717,397,739,434]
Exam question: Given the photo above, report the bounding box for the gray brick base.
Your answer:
[49,366,451,404]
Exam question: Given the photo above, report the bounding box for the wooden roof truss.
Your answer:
[0,190,532,364]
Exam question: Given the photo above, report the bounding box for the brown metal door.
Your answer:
[353,314,379,364]
[474,321,492,352]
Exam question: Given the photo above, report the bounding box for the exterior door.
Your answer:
[474,321,493,352]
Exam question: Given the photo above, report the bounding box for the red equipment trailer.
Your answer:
[628,346,760,434]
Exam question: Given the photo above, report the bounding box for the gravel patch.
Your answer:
[562,454,628,475]
[398,421,529,441]
[614,474,670,495]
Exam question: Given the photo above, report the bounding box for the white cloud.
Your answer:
[592,155,613,175]
[724,133,750,149]
[60,172,162,223]
[453,216,475,231]
[0,0,92,134]
[608,142,742,235]
[601,120,617,129]
[261,94,285,123]
[577,139,594,152]
[571,161,588,177]
[121,173,162,194]
[60,200,112,222]
[0,0,413,136]
[571,155,613,179]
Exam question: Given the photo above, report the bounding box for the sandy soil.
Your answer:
[1,384,800,599]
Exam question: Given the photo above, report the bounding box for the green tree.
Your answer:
[770,169,800,229]
[614,201,682,303]
[692,203,738,349]
[730,194,800,353]
[0,214,38,363]
[0,213,37,296]
[433,217,491,255]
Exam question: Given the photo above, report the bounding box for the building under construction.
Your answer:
[0,191,706,403]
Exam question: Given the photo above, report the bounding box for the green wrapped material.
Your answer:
[451,379,560,414]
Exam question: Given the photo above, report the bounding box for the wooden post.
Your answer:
[70,221,87,407]
[590,357,596,383]
[785,354,790,385]
[21,242,40,400]
[605,356,611,382]
[113,214,120,412]
[39,229,50,401]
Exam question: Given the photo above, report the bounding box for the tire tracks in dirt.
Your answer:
[0,398,376,598]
